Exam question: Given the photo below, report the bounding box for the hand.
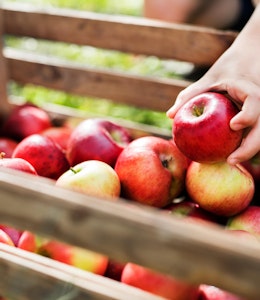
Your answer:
[167,46,260,165]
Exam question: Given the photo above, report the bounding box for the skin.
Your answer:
[143,0,241,29]
[167,1,260,165]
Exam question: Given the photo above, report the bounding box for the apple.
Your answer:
[41,126,72,152]
[66,118,132,167]
[37,239,109,275]
[226,206,260,240]
[185,161,255,217]
[241,152,260,205]
[114,136,189,208]
[0,153,38,175]
[0,137,18,158]
[0,229,15,246]
[198,284,245,300]
[225,229,259,244]
[172,92,243,163]
[104,259,126,281]
[165,200,224,225]
[1,103,52,141]
[12,134,70,179]
[121,263,199,300]
[56,160,121,199]
[0,224,37,252]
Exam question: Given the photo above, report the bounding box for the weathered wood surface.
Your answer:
[2,2,237,65]
[4,47,188,112]
[1,3,259,300]
[0,8,11,120]
[0,168,259,300]
[0,243,164,300]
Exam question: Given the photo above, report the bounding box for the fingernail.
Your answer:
[227,157,238,165]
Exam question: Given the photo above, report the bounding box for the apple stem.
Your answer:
[162,158,171,168]
[0,152,6,159]
[193,105,204,117]
[70,167,77,174]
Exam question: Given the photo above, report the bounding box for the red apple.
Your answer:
[0,229,15,246]
[104,259,126,281]
[225,229,259,244]
[0,154,37,175]
[41,126,72,151]
[166,200,223,225]
[0,137,18,158]
[121,263,199,300]
[198,284,245,300]
[172,92,243,163]
[12,134,70,179]
[242,152,260,183]
[37,239,109,275]
[66,118,132,167]
[226,206,260,240]
[114,136,189,208]
[186,161,255,217]
[241,152,260,205]
[1,103,52,141]
[56,160,121,199]
[0,224,37,252]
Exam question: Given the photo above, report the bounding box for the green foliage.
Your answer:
[6,0,182,129]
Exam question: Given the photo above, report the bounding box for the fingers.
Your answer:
[166,79,210,118]
[227,117,260,164]
[227,93,260,164]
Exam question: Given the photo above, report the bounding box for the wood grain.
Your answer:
[4,48,188,112]
[2,2,237,65]
[0,243,164,300]
[0,168,259,299]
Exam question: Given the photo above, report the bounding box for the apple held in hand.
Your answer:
[66,118,132,167]
[1,103,52,141]
[173,92,243,163]
[56,160,121,199]
[38,239,109,275]
[12,134,70,179]
[226,206,260,240]
[114,136,189,208]
[121,263,199,300]
[186,161,255,217]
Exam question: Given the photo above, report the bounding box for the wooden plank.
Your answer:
[0,6,11,121]
[0,243,164,300]
[0,168,259,299]
[4,48,188,112]
[2,2,237,65]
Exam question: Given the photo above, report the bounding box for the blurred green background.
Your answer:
[6,0,190,129]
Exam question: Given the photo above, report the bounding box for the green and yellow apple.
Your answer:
[38,239,109,275]
[186,161,255,217]
[56,160,121,199]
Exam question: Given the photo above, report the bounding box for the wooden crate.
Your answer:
[0,2,259,300]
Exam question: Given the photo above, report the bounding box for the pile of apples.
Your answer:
[0,94,259,300]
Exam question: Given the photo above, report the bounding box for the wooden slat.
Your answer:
[5,47,188,112]
[2,2,237,65]
[0,168,259,299]
[0,7,11,120]
[0,243,164,300]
